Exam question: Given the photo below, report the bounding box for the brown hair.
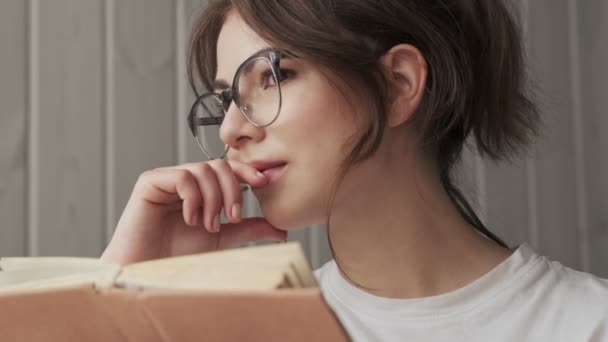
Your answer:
[187,0,539,250]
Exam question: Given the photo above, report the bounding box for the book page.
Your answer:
[0,243,317,292]
[118,242,317,290]
[0,265,120,292]
[0,257,107,271]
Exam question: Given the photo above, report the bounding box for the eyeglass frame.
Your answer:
[187,48,291,160]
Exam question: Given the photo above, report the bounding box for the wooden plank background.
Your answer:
[578,0,608,277]
[36,0,105,257]
[0,0,27,257]
[0,0,605,276]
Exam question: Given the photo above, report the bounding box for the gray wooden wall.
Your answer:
[1,0,606,276]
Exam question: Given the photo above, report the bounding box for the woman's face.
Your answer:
[216,12,363,230]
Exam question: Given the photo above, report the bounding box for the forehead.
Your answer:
[216,12,270,85]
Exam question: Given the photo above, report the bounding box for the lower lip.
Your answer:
[261,164,288,184]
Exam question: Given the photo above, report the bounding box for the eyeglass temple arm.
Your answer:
[195,117,224,126]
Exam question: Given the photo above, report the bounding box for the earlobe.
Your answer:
[382,44,427,128]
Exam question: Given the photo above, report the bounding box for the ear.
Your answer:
[381,44,427,128]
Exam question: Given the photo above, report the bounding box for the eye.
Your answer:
[261,68,295,89]
[277,68,295,83]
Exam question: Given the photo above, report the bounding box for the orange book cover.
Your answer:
[0,284,349,341]
[0,243,350,341]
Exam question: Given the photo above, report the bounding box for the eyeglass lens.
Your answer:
[192,56,281,159]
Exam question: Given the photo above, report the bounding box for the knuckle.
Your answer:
[226,159,242,171]
[194,162,214,175]
[138,170,152,181]
[138,169,157,183]
[174,169,193,184]
[218,159,231,168]
[188,191,202,202]
[210,159,232,173]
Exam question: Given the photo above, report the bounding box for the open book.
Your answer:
[0,242,316,292]
[0,243,349,342]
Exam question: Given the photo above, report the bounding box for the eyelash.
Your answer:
[262,68,296,86]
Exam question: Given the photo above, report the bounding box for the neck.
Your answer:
[328,137,512,299]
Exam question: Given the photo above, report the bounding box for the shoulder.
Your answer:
[518,254,608,338]
[541,258,608,311]
[500,245,608,310]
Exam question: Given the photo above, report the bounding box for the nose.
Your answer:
[219,102,265,151]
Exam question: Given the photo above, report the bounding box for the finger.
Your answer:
[136,169,202,226]
[206,159,243,224]
[174,163,223,233]
[217,217,288,249]
[226,159,269,187]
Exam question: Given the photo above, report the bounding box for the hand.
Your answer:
[100,159,286,265]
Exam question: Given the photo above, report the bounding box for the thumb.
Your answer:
[217,217,288,249]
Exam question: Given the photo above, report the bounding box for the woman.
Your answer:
[102,0,608,340]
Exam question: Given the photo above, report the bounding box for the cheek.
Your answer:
[283,90,343,182]
[281,101,350,195]
[278,79,357,157]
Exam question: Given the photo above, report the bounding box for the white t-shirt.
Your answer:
[314,243,608,341]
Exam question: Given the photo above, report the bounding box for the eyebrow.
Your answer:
[211,48,294,91]
[212,62,255,90]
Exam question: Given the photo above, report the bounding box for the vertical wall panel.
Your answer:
[176,0,189,165]
[485,159,531,248]
[455,144,483,221]
[567,0,590,272]
[178,0,210,165]
[36,1,104,256]
[27,0,39,256]
[103,0,115,244]
[579,1,608,277]
[184,0,208,164]
[522,0,541,253]
[481,0,531,249]
[526,0,580,268]
[182,0,217,167]
[0,1,27,256]
[111,0,177,229]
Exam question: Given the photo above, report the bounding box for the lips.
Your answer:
[249,160,288,173]
[248,160,288,184]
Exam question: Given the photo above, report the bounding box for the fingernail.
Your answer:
[213,214,220,232]
[256,171,265,179]
[231,203,241,221]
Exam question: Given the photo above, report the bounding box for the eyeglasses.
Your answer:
[187,49,291,160]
